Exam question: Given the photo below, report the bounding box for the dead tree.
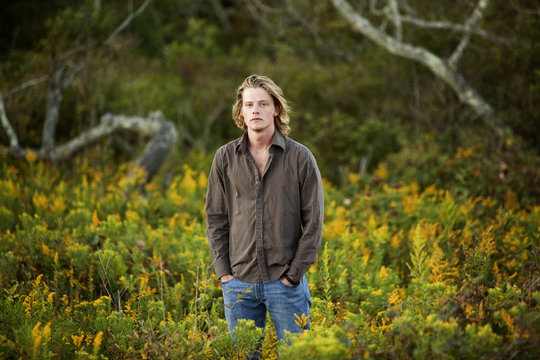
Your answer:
[329,0,505,130]
[0,0,177,185]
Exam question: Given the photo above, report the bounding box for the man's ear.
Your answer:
[274,103,280,117]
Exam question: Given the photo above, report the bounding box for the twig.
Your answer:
[449,0,491,68]
[104,0,154,46]
[5,75,49,98]
[387,0,402,41]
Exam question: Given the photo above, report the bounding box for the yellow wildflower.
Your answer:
[501,309,515,334]
[375,163,388,179]
[26,149,37,162]
[42,322,51,340]
[93,331,103,354]
[32,322,42,349]
[35,274,44,286]
[198,171,208,189]
[348,172,360,184]
[72,334,84,347]
[390,233,401,249]
[41,243,51,256]
[51,197,66,213]
[91,210,100,228]
[294,313,310,330]
[379,266,388,280]
[34,193,48,211]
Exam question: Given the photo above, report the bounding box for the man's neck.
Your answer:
[247,127,274,151]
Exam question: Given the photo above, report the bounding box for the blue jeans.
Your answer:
[221,275,312,340]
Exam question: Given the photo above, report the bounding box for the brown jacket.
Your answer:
[206,131,324,283]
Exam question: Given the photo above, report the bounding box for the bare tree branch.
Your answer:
[251,0,284,14]
[510,0,540,16]
[246,1,285,39]
[42,68,64,151]
[5,75,49,98]
[388,0,402,41]
[2,111,178,184]
[104,0,154,46]
[330,0,497,123]
[52,111,176,160]
[210,0,230,30]
[0,93,18,148]
[369,0,384,16]
[400,14,508,43]
[1,75,50,150]
[449,0,490,68]
[125,112,179,184]
[285,0,326,48]
[201,100,227,150]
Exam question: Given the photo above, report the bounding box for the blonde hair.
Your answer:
[232,74,291,137]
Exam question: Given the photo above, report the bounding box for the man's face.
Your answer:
[242,87,279,134]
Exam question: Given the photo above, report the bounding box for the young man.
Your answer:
[205,74,324,341]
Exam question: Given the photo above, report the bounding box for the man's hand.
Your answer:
[280,277,293,286]
[220,274,234,282]
[280,276,298,286]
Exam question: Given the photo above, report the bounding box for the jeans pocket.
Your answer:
[221,277,234,285]
[279,278,300,288]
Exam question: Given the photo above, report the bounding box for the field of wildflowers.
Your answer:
[0,143,539,359]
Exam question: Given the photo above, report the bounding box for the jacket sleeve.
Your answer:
[286,149,324,280]
[205,148,231,279]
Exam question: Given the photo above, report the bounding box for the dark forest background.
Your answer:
[1,0,539,198]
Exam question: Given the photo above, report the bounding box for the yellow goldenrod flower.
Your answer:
[125,209,139,221]
[51,197,66,213]
[26,149,37,162]
[348,172,360,184]
[91,210,100,228]
[71,334,85,347]
[374,163,388,179]
[33,193,48,211]
[93,331,103,354]
[501,309,515,334]
[42,322,51,339]
[198,171,208,189]
[41,243,51,256]
[32,322,43,350]
[31,322,41,339]
[379,266,388,280]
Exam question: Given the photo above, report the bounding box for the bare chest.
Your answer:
[250,150,270,177]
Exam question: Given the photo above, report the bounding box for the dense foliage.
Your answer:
[1,139,539,358]
[1,1,539,359]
